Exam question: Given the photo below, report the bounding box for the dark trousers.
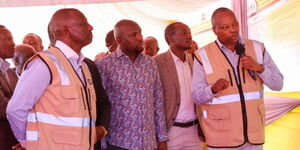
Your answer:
[107,143,128,150]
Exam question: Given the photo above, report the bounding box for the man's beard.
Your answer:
[136,46,144,54]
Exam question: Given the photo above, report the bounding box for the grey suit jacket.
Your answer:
[154,50,194,131]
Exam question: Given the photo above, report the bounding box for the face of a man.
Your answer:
[213,11,239,46]
[170,24,192,51]
[143,38,159,57]
[67,11,93,47]
[119,23,143,54]
[13,45,36,75]
[23,34,43,52]
[14,52,33,75]
[0,27,15,59]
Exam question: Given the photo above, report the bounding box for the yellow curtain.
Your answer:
[264,92,300,150]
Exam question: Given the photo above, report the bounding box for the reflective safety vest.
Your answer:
[194,39,265,148]
[25,48,97,150]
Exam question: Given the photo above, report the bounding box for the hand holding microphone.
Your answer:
[235,43,264,81]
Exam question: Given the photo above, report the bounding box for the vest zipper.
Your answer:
[215,41,249,143]
[237,59,249,143]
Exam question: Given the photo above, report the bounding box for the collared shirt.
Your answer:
[191,39,284,104]
[96,49,168,149]
[6,40,86,143]
[170,51,197,123]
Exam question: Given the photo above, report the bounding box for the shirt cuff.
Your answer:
[158,135,168,142]
[101,136,107,148]
[258,65,271,80]
[205,85,215,102]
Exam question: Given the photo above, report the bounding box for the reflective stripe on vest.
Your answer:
[198,48,213,74]
[252,41,264,64]
[27,112,96,127]
[208,91,263,105]
[26,131,39,141]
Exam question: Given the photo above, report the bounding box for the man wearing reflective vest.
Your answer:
[191,7,283,150]
[7,8,106,150]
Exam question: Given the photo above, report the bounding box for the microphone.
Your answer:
[235,43,257,81]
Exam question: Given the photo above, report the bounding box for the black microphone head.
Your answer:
[235,43,245,56]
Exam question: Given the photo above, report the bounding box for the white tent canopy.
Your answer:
[0,0,226,59]
[1,0,298,92]
[0,0,141,7]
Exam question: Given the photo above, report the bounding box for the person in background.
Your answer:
[94,30,118,61]
[13,44,37,76]
[22,33,43,52]
[192,7,283,150]
[186,40,198,55]
[7,8,107,150]
[0,25,19,150]
[143,36,160,57]
[96,19,168,150]
[155,22,203,150]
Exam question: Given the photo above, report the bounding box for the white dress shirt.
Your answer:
[170,51,197,123]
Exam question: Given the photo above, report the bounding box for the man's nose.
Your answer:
[88,24,93,31]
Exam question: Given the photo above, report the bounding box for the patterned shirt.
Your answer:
[96,49,168,150]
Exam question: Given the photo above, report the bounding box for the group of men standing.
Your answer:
[0,6,283,150]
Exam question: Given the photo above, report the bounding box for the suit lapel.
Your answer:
[186,53,194,73]
[165,50,180,94]
[0,71,13,98]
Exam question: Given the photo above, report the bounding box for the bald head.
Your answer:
[114,19,143,54]
[23,33,43,52]
[13,44,36,75]
[114,20,140,40]
[105,30,115,47]
[49,8,93,52]
[211,7,236,28]
[105,30,117,53]
[143,36,159,57]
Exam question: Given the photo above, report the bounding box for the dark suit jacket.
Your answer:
[0,68,18,150]
[83,58,111,149]
[154,50,204,140]
[83,58,111,129]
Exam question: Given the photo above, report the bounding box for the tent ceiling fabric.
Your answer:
[0,0,143,7]
[0,0,219,8]
[0,0,224,59]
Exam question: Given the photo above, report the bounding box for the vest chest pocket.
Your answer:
[205,106,232,131]
[60,86,80,115]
